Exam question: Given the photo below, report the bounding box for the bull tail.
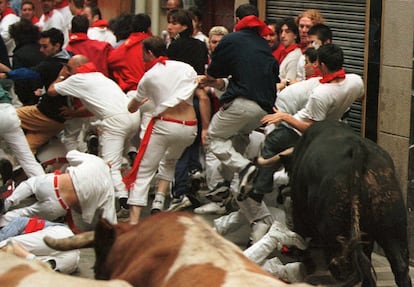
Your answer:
[347,140,376,286]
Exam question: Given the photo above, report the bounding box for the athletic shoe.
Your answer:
[193,202,226,215]
[86,134,99,156]
[263,259,306,283]
[188,169,204,193]
[167,195,192,211]
[238,163,257,201]
[267,221,308,251]
[151,193,165,215]
[205,181,231,202]
[116,207,130,220]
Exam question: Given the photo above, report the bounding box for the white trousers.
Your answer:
[0,104,44,177]
[0,174,67,227]
[0,225,80,274]
[99,112,140,198]
[128,120,197,206]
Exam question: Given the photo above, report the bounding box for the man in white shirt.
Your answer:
[0,0,19,56]
[36,0,69,46]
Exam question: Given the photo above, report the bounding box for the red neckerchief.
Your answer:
[234,15,273,37]
[1,7,16,19]
[146,56,169,71]
[299,42,308,53]
[43,10,54,22]
[76,62,98,73]
[279,44,299,64]
[31,15,39,24]
[320,68,346,83]
[91,19,109,28]
[69,32,89,42]
[124,32,151,48]
[54,0,68,9]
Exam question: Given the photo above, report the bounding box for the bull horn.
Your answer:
[44,231,95,251]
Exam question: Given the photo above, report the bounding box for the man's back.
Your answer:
[208,29,278,113]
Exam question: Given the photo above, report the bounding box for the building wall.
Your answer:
[378,0,414,253]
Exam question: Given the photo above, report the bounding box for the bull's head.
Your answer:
[44,219,132,280]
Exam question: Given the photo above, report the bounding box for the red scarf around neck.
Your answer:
[279,44,299,64]
[319,68,346,83]
[69,32,89,42]
[234,15,273,37]
[1,7,16,19]
[91,19,109,28]
[146,56,169,71]
[76,62,98,73]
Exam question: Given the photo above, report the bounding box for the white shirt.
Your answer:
[54,72,131,119]
[0,13,20,55]
[135,60,198,116]
[279,47,302,82]
[294,73,364,122]
[87,27,117,47]
[66,150,117,225]
[37,9,69,47]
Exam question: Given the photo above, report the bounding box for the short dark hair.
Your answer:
[86,4,102,20]
[308,23,333,44]
[167,8,193,35]
[21,0,35,9]
[188,6,202,22]
[71,14,89,33]
[142,36,167,58]
[40,28,64,48]
[130,13,151,33]
[317,43,344,71]
[9,18,40,46]
[235,4,258,19]
[304,47,318,63]
[279,17,300,44]
[109,13,133,41]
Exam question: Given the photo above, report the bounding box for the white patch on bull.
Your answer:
[163,216,285,286]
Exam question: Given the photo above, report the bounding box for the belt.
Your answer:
[53,170,69,210]
[154,116,197,126]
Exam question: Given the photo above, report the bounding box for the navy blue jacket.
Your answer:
[207,28,279,113]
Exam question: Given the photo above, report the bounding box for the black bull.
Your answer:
[286,120,411,287]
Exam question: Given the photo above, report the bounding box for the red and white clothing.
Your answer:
[0,7,19,56]
[1,150,117,229]
[54,0,72,32]
[278,44,302,84]
[88,19,117,47]
[125,60,198,206]
[54,70,141,200]
[36,9,69,47]
[107,32,151,93]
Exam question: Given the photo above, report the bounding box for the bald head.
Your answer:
[67,54,90,74]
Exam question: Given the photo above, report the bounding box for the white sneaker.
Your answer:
[167,195,192,211]
[194,202,226,215]
[151,193,166,214]
[263,258,306,283]
[268,221,308,250]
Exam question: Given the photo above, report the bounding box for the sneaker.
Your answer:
[116,207,130,219]
[267,221,308,251]
[189,169,204,193]
[151,193,165,215]
[205,181,231,202]
[263,259,306,283]
[194,202,226,215]
[87,134,99,156]
[0,179,14,199]
[167,195,192,211]
[238,163,257,201]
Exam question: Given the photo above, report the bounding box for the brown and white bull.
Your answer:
[45,212,313,287]
[0,251,132,287]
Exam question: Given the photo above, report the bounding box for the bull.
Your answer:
[0,251,132,287]
[44,212,312,287]
[286,120,411,287]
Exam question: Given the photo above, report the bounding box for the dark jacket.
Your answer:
[207,28,279,113]
[167,29,208,75]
